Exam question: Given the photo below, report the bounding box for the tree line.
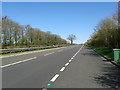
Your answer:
[1,16,67,49]
[87,12,120,49]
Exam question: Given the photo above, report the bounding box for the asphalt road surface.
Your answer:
[1,45,120,88]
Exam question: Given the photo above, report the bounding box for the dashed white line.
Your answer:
[44,52,55,56]
[65,63,69,66]
[50,74,59,82]
[74,53,78,56]
[71,45,84,59]
[73,55,75,58]
[1,57,37,68]
[49,45,84,83]
[69,60,72,62]
[60,67,65,71]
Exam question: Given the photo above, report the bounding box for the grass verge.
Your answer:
[0,46,61,55]
[88,45,120,65]
[113,61,120,65]
[88,45,113,59]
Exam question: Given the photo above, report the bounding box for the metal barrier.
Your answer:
[0,45,60,53]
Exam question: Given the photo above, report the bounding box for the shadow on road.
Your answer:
[81,50,99,57]
[81,47,99,57]
[83,46,120,88]
[93,64,120,88]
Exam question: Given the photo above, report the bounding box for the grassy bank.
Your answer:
[88,45,120,65]
[0,46,61,55]
[88,45,113,59]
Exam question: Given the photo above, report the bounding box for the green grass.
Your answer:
[113,61,120,65]
[0,46,60,55]
[87,45,120,65]
[88,45,113,59]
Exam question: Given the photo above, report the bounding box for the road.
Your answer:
[1,45,120,88]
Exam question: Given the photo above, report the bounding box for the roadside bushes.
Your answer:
[87,14,120,49]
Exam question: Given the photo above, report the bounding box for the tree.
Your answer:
[87,13,119,49]
[1,16,68,48]
[67,34,76,45]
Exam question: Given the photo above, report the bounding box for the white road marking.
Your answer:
[44,52,55,56]
[50,74,59,82]
[60,67,65,71]
[73,55,75,58]
[65,63,69,66]
[69,60,72,62]
[1,57,37,68]
[76,53,79,56]
[49,45,84,84]
[71,57,74,60]
[71,45,84,59]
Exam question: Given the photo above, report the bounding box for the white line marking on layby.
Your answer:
[44,52,55,56]
[60,67,65,71]
[50,74,59,82]
[1,57,37,68]
[65,63,69,66]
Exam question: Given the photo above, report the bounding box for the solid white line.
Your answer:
[65,63,69,66]
[60,67,65,71]
[50,74,59,82]
[44,52,55,56]
[71,57,74,60]
[1,57,37,68]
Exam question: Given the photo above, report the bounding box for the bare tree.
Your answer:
[67,34,76,45]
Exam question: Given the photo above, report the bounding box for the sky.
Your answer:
[2,2,117,44]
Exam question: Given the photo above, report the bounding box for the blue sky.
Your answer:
[2,2,117,44]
